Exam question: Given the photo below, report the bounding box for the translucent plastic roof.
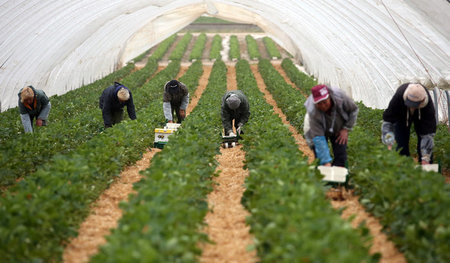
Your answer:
[1,0,449,112]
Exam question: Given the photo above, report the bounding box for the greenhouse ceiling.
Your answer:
[0,0,449,112]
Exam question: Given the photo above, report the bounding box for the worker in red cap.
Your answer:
[303,84,359,167]
[163,79,189,123]
[381,83,436,164]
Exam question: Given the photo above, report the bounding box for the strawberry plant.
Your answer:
[209,34,222,60]
[169,33,193,60]
[229,35,240,60]
[263,36,281,59]
[189,33,206,61]
[245,35,261,60]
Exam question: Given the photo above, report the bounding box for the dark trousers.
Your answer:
[311,135,347,167]
[394,122,432,163]
[171,105,184,124]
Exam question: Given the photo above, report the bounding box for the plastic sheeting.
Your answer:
[1,0,449,118]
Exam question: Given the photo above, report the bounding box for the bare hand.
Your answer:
[180,109,186,118]
[387,145,392,150]
[168,120,174,123]
[421,160,430,165]
[36,119,43,126]
[336,129,348,145]
[324,163,332,167]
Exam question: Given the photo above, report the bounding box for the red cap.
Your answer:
[311,85,329,104]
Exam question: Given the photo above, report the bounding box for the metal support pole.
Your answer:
[446,90,450,127]
[433,87,439,124]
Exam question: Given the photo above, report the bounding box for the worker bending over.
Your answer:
[221,90,250,136]
[18,85,51,133]
[99,82,136,128]
[304,84,359,167]
[381,83,436,164]
[163,79,189,123]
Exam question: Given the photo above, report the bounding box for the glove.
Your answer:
[236,126,242,135]
[382,132,395,146]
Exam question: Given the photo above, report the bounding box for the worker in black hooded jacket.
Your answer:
[99,82,136,128]
[221,90,250,136]
[381,83,436,164]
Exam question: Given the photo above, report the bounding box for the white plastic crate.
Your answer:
[318,166,348,183]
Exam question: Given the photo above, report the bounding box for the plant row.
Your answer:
[245,35,261,60]
[0,60,182,262]
[0,36,179,190]
[262,36,281,59]
[189,33,207,61]
[91,60,227,262]
[209,34,222,60]
[229,35,240,60]
[269,58,450,262]
[169,33,193,61]
[236,59,376,262]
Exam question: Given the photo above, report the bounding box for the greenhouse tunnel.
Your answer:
[0,0,449,120]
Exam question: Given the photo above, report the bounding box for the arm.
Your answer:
[38,101,51,120]
[20,114,33,133]
[180,93,189,110]
[126,94,137,120]
[163,102,173,121]
[313,136,332,165]
[237,100,250,127]
[342,97,359,130]
[419,134,434,164]
[221,106,233,134]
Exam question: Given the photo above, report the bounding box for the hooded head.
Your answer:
[226,94,241,110]
[311,85,329,104]
[117,88,130,102]
[403,83,428,109]
[168,80,179,94]
[20,86,35,104]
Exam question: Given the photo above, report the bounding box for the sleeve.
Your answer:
[38,102,51,120]
[221,104,233,133]
[312,136,332,165]
[382,90,403,123]
[381,121,395,145]
[237,99,250,127]
[20,114,33,133]
[419,134,435,162]
[163,102,173,121]
[126,94,137,120]
[180,93,189,110]
[342,97,358,130]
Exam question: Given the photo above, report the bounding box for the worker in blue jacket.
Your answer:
[99,82,136,128]
[18,85,51,133]
[303,84,359,167]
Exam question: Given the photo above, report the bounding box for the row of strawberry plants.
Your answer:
[271,58,450,262]
[245,35,261,60]
[236,59,375,262]
[91,60,226,262]
[0,54,160,189]
[209,34,222,59]
[189,33,207,61]
[262,36,281,59]
[229,35,240,60]
[0,60,182,262]
[281,58,317,94]
[169,33,193,60]
[0,35,180,190]
[0,63,134,143]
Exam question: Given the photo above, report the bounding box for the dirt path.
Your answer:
[63,64,211,263]
[200,63,257,263]
[264,64,405,263]
[62,148,161,263]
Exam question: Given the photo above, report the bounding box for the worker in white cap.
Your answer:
[99,82,136,128]
[163,79,189,123]
[381,83,436,164]
[221,90,250,136]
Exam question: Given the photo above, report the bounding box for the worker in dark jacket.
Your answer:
[99,82,136,128]
[304,84,359,167]
[221,90,250,136]
[18,85,51,133]
[381,83,436,164]
[163,80,189,123]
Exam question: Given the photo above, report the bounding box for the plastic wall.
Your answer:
[1,0,449,118]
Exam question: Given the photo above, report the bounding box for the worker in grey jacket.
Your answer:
[163,80,189,123]
[18,85,51,133]
[221,90,250,136]
[381,83,436,164]
[303,84,358,167]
